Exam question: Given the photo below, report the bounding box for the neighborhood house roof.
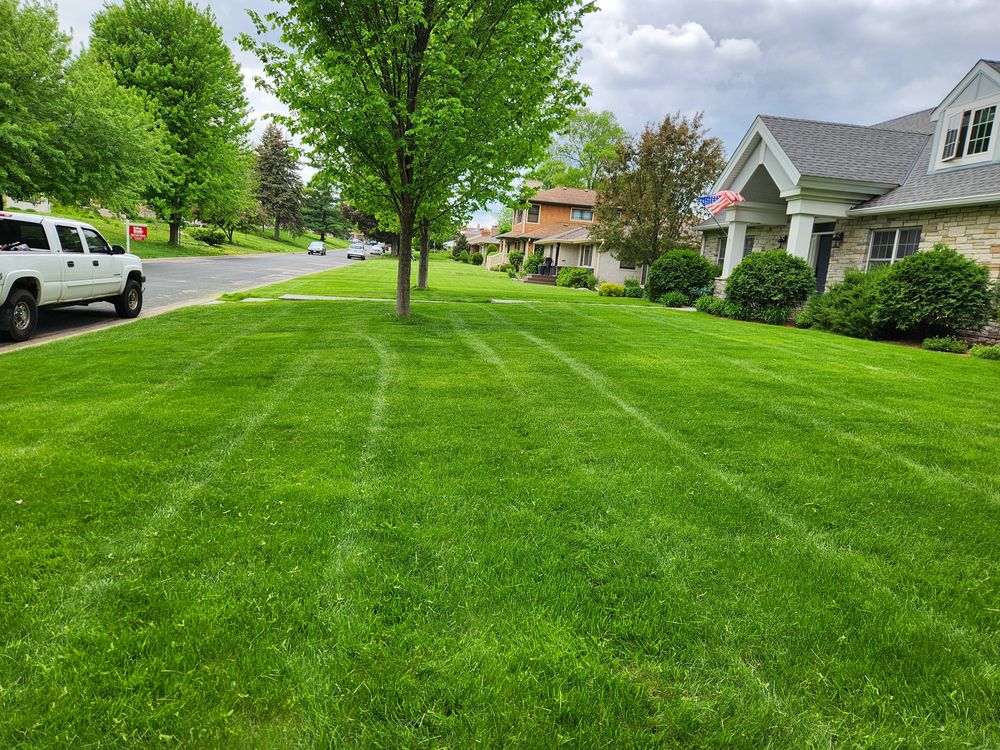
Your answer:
[498,222,580,241]
[537,226,593,243]
[529,187,598,207]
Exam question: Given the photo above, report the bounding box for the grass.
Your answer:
[34,204,348,259]
[1,269,998,746]
[250,253,655,305]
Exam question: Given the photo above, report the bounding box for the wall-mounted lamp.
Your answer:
[777,235,788,248]
[831,232,845,249]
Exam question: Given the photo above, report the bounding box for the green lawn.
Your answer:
[1,282,998,746]
[250,253,656,304]
[40,204,347,259]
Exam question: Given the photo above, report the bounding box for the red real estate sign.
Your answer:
[128,224,148,241]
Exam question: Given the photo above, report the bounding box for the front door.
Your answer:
[815,234,833,293]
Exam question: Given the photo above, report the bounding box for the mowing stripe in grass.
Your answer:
[0,322,335,708]
[511,324,998,670]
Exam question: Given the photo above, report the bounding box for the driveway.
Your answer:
[1,250,357,351]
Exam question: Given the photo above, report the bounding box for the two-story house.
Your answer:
[697,60,1000,318]
[491,187,645,285]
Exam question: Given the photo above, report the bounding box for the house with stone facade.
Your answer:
[490,186,646,286]
[697,60,1000,308]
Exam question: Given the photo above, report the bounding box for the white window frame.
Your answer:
[715,236,726,266]
[570,207,594,222]
[936,95,1000,169]
[579,244,593,266]
[866,227,922,269]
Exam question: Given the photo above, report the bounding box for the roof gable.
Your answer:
[931,60,1000,122]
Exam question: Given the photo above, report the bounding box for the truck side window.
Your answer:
[0,219,50,251]
[56,225,85,253]
[82,228,111,254]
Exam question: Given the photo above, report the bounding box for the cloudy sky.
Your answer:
[58,0,1000,220]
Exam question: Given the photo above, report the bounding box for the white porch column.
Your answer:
[721,221,747,277]
[786,213,814,261]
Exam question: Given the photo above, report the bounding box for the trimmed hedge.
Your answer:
[923,336,969,353]
[646,249,715,302]
[657,291,690,308]
[726,250,815,311]
[873,243,992,336]
[470,252,483,265]
[557,267,597,289]
[599,282,624,297]
[188,226,227,246]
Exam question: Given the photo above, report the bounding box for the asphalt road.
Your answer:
[2,250,357,350]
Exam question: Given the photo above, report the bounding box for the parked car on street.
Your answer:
[346,242,367,260]
[307,241,326,256]
[0,211,145,342]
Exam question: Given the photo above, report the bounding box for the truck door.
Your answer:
[81,228,122,296]
[54,225,93,301]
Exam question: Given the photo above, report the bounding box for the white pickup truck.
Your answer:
[0,211,145,342]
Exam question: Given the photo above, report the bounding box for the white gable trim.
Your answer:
[711,117,800,194]
[930,61,1000,122]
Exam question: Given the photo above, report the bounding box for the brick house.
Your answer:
[491,187,646,286]
[697,60,1000,333]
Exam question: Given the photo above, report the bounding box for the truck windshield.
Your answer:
[0,219,50,251]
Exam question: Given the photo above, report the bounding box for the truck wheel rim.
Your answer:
[128,289,139,309]
[13,302,30,331]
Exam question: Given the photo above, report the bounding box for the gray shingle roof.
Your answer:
[985,60,1000,75]
[856,139,1000,210]
[871,108,936,135]
[760,115,929,183]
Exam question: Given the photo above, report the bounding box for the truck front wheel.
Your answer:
[114,279,143,319]
[1,288,38,342]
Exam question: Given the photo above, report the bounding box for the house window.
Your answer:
[619,258,636,269]
[580,244,593,266]
[867,228,921,267]
[715,236,726,266]
[743,235,754,258]
[940,104,996,162]
[571,207,593,222]
[526,204,540,223]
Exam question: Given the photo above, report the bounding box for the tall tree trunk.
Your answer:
[319,230,326,241]
[418,218,430,290]
[273,218,281,241]
[396,204,415,317]
[169,214,181,246]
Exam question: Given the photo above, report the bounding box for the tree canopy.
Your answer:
[255,124,304,240]
[302,174,351,240]
[591,112,725,268]
[530,108,626,189]
[92,0,250,244]
[244,0,592,315]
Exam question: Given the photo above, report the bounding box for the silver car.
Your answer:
[346,242,366,260]
[307,241,326,256]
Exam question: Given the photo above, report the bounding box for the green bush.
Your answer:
[624,286,643,299]
[721,301,755,321]
[646,249,716,301]
[970,344,1000,360]
[757,307,792,326]
[496,263,515,274]
[508,250,524,271]
[726,250,815,311]
[694,294,719,313]
[188,226,227,246]
[523,251,542,275]
[873,243,992,336]
[599,282,624,297]
[557,266,596,289]
[458,250,471,263]
[657,291,690,307]
[470,252,483,266]
[922,336,969,353]
[796,267,890,339]
[623,277,640,288]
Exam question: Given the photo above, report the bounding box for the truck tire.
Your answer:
[113,278,143,319]
[1,288,38,342]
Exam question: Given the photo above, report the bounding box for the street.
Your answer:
[1,250,357,350]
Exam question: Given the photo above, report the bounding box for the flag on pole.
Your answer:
[697,191,745,217]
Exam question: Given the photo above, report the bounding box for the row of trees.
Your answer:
[1,0,345,246]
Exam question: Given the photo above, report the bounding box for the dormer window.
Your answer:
[939,102,997,165]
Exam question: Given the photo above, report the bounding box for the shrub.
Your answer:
[496,263,516,274]
[557,266,595,289]
[922,336,969,354]
[695,294,719,313]
[523,250,542,275]
[657,291,690,307]
[646,249,716,301]
[796,267,891,339]
[188,226,227,246]
[873,243,992,336]
[599,282,624,297]
[623,277,640,288]
[624,286,643,299]
[458,250,471,263]
[726,250,814,312]
[470,252,483,266]
[757,307,792,326]
[508,250,525,271]
[721,301,755,321]
[970,344,1000,360]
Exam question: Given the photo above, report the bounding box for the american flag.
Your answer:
[697,191,745,217]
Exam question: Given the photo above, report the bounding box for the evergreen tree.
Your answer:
[92,0,250,244]
[255,124,303,240]
[302,175,349,240]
